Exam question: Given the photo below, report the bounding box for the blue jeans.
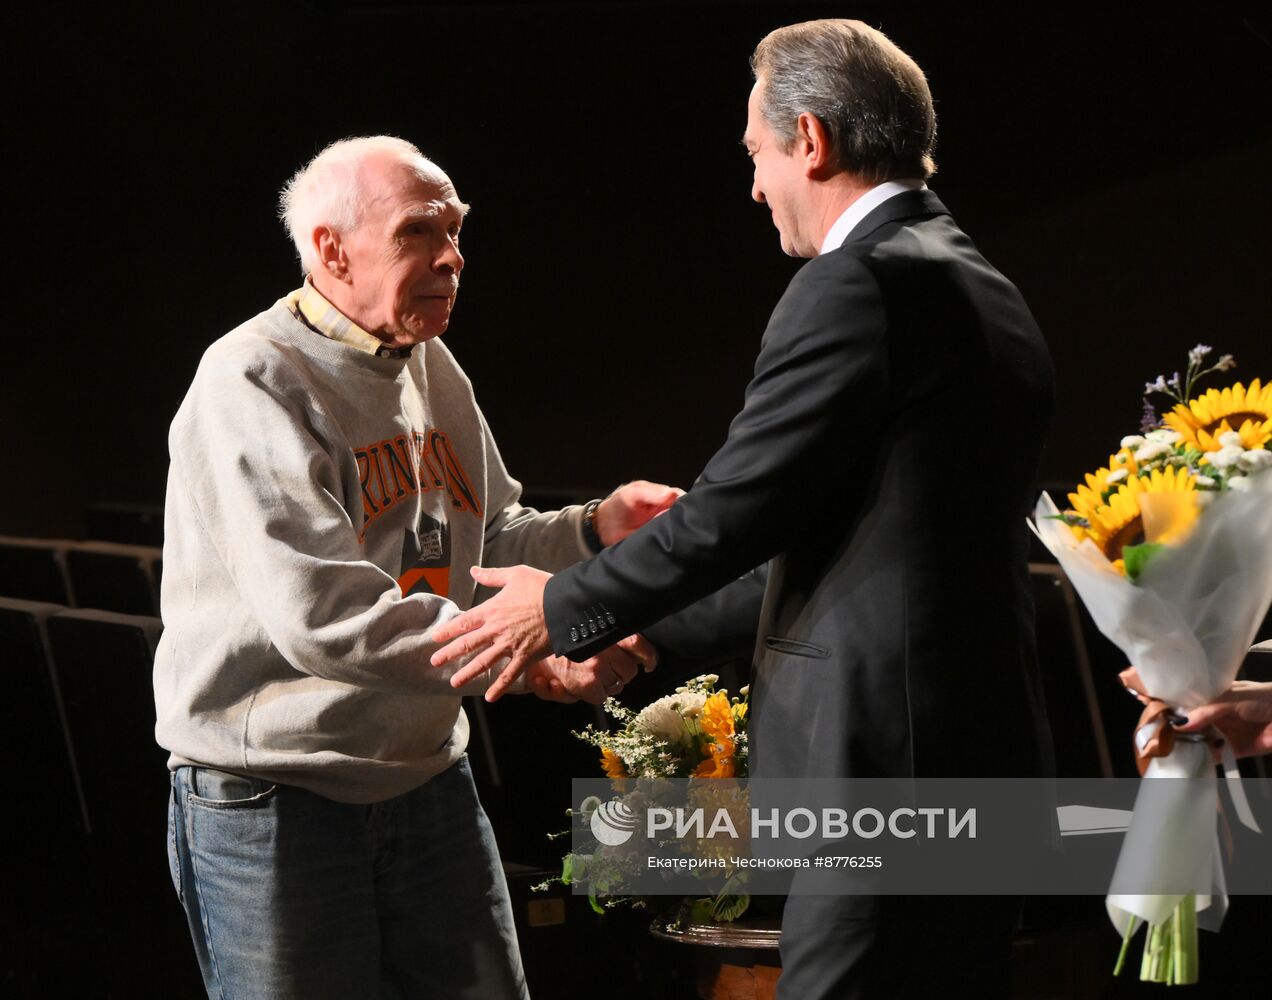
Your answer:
[167,756,529,999]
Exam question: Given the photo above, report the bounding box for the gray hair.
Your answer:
[278,135,447,276]
[751,20,936,183]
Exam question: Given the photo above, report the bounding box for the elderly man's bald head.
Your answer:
[279,136,468,276]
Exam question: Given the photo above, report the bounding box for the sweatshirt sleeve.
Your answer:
[169,351,508,696]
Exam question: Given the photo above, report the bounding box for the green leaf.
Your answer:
[1123,542,1166,581]
[689,898,716,924]
[711,893,751,923]
[588,889,605,915]
[560,854,575,886]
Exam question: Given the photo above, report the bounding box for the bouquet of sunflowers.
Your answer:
[537,674,754,922]
[1031,346,1272,986]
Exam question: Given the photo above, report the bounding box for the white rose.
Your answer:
[1229,476,1253,492]
[1120,435,1146,450]
[1134,442,1171,463]
[1146,429,1182,446]
[1217,431,1244,449]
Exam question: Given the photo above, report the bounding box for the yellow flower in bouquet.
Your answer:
[1070,466,1198,574]
[600,747,627,779]
[1163,378,1272,452]
[693,691,738,779]
[1056,347,1271,579]
[1066,451,1137,540]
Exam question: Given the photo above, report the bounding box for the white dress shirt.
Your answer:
[819,179,927,254]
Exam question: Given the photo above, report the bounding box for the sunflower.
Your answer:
[1080,466,1198,572]
[1163,378,1272,452]
[1066,452,1141,548]
[693,692,736,778]
[600,747,627,779]
[1068,451,1137,518]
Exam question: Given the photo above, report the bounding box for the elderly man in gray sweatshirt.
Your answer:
[155,135,673,999]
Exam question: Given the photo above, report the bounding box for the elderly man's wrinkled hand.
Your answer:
[524,660,580,703]
[525,636,657,705]
[595,480,684,546]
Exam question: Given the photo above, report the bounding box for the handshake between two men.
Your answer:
[488,478,683,705]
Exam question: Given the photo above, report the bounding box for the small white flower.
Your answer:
[1209,445,1244,470]
[1193,475,1216,488]
[1217,431,1244,449]
[1134,442,1171,463]
[1188,344,1212,366]
[1145,429,1182,446]
[1106,468,1130,485]
[1120,435,1146,450]
[1238,449,1272,473]
[676,674,717,693]
[1229,476,1253,492]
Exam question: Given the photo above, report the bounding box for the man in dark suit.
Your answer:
[435,19,1053,997]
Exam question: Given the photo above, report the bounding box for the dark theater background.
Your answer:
[5,3,1271,998]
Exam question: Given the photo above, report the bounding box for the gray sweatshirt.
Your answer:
[154,297,591,803]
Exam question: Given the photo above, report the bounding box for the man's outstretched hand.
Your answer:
[431,565,554,700]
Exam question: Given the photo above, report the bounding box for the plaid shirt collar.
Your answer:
[286,278,413,359]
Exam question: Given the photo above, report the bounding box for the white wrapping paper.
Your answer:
[1031,472,1272,932]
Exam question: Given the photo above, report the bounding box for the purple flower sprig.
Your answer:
[1143,344,1236,407]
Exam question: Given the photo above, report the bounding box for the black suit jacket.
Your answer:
[546,190,1055,779]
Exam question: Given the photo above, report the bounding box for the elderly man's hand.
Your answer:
[595,480,683,546]
[526,638,656,704]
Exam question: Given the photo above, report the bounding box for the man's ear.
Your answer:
[315,226,349,281]
[793,111,835,180]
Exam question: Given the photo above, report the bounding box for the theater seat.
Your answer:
[0,536,73,605]
[65,541,162,615]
